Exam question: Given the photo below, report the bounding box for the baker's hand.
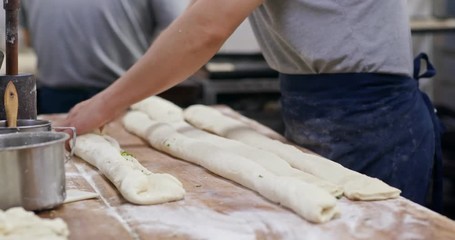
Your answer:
[55,95,124,136]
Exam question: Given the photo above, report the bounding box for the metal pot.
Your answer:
[0,132,70,211]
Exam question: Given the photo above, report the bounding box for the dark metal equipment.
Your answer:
[200,53,284,133]
[0,75,36,120]
[4,0,19,75]
[0,0,37,120]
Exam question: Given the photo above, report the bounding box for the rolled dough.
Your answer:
[132,100,343,197]
[132,96,343,197]
[131,96,184,123]
[183,105,401,201]
[73,134,185,205]
[176,121,343,197]
[123,111,339,223]
[0,207,69,240]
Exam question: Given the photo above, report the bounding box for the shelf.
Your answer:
[198,77,280,105]
[411,17,455,34]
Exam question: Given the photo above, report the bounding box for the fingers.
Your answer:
[99,125,105,134]
[93,125,106,135]
[55,96,126,137]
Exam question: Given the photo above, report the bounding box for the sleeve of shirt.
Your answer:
[150,0,189,32]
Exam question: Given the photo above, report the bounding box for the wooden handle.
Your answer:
[4,81,18,127]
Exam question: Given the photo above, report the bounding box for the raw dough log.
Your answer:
[183,105,401,201]
[175,121,343,197]
[0,207,69,240]
[131,96,184,122]
[133,100,343,197]
[123,111,339,223]
[73,134,185,205]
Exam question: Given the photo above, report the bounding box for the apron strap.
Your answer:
[413,52,444,213]
[413,52,436,80]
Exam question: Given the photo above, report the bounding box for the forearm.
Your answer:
[98,0,262,114]
[58,0,263,135]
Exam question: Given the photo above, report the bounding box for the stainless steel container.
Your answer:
[0,119,51,134]
[0,132,69,211]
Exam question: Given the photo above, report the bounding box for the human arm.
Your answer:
[57,0,264,134]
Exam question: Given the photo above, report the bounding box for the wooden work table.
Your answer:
[39,109,455,240]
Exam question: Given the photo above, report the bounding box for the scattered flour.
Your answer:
[65,153,442,240]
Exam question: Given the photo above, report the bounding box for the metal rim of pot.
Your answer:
[0,131,69,150]
[0,130,77,161]
[0,119,50,130]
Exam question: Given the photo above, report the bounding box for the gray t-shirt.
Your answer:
[20,0,186,88]
[249,0,414,77]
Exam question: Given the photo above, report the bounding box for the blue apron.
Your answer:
[280,53,443,211]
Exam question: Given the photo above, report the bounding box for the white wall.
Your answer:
[219,19,261,54]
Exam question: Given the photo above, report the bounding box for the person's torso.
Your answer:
[249,0,414,76]
[21,0,183,88]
